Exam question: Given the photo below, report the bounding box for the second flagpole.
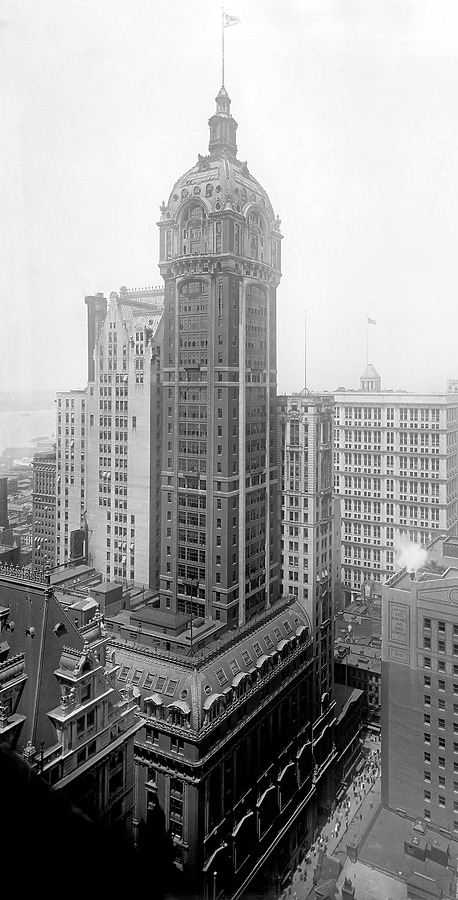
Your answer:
[222,1,225,85]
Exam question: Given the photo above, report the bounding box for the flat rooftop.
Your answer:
[50,565,96,585]
[336,858,406,900]
[130,607,189,630]
[358,806,458,898]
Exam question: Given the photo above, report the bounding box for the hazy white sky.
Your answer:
[1,0,458,395]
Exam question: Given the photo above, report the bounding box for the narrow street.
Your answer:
[279,736,381,900]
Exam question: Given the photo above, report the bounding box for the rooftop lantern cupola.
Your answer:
[208,85,238,158]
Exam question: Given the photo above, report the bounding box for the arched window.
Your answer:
[247,210,265,260]
[181,204,206,256]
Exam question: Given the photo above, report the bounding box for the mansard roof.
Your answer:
[109,598,312,732]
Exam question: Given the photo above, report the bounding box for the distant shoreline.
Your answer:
[0,391,56,413]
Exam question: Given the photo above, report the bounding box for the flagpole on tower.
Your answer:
[304,309,307,393]
[222,1,225,86]
[366,315,369,371]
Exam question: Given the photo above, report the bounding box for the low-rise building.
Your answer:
[334,641,381,728]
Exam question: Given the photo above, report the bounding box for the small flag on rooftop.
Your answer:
[224,13,241,27]
[367,316,376,325]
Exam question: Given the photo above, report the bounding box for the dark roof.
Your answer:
[91,581,120,594]
[0,574,85,752]
[50,565,95,585]
[111,597,312,730]
[130,607,189,629]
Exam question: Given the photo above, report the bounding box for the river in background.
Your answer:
[0,408,56,458]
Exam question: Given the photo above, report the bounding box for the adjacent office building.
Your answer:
[334,368,458,603]
[381,534,458,835]
[277,392,335,704]
[55,390,87,566]
[31,448,56,571]
[86,286,164,589]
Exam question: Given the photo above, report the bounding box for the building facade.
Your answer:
[32,448,56,571]
[56,390,87,566]
[86,286,164,589]
[334,370,458,603]
[110,596,336,898]
[157,86,282,627]
[277,393,335,706]
[0,565,139,836]
[381,535,458,835]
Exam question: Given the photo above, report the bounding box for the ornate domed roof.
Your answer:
[159,87,281,233]
[361,364,381,381]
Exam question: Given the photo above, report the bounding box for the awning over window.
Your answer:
[278,761,295,782]
[297,740,311,760]
[232,810,254,837]
[202,842,228,872]
[256,784,276,808]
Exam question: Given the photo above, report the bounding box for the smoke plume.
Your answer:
[394,535,427,574]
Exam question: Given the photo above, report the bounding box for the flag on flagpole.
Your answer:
[224,13,240,26]
[367,316,376,325]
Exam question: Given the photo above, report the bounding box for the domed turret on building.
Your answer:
[158,86,282,276]
[157,88,282,628]
[360,363,381,392]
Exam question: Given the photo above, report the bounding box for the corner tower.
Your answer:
[158,86,283,628]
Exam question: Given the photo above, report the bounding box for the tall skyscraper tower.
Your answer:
[158,86,283,627]
[86,286,164,588]
[277,392,335,704]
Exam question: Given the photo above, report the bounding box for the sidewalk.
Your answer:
[279,747,381,900]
